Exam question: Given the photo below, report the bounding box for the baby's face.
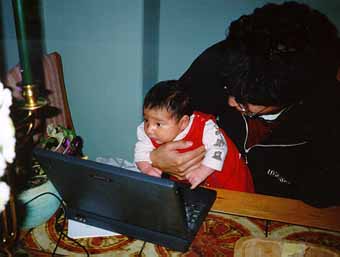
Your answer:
[143,108,183,144]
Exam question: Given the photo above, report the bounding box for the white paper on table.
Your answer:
[67,219,121,239]
[95,156,140,172]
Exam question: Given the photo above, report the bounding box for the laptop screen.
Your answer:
[33,148,189,236]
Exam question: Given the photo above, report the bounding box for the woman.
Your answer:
[150,2,340,207]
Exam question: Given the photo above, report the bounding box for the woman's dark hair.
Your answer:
[143,80,193,121]
[222,1,340,106]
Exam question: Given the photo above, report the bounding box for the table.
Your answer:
[213,188,340,232]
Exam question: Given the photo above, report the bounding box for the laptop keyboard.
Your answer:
[184,202,205,230]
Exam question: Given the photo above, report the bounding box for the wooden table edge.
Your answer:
[211,188,340,232]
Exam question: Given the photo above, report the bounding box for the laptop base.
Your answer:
[67,208,192,252]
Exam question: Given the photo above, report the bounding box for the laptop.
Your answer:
[33,148,216,252]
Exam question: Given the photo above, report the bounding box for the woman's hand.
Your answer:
[150,141,206,179]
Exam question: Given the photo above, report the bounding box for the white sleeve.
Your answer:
[134,122,155,163]
[201,119,228,171]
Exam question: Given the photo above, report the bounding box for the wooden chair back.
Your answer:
[3,52,74,130]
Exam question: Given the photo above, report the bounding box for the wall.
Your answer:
[41,0,145,161]
[158,0,340,80]
[1,0,339,161]
[0,0,20,71]
[143,0,160,96]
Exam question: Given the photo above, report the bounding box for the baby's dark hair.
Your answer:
[222,1,340,106]
[143,80,193,121]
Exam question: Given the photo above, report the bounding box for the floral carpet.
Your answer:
[19,210,340,257]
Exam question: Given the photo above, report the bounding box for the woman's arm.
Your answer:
[150,141,206,179]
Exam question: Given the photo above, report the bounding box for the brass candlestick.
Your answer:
[14,83,47,183]
[1,0,48,255]
[0,84,47,255]
[18,84,47,111]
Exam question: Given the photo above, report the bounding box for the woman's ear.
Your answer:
[179,115,190,131]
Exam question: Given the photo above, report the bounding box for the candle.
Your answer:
[12,0,33,85]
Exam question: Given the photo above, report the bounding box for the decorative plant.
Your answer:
[24,124,85,188]
[0,82,16,212]
[39,124,84,156]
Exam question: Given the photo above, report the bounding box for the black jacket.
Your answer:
[180,40,340,207]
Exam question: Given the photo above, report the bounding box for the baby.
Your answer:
[134,80,254,191]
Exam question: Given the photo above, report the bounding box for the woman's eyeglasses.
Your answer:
[224,84,268,118]
[237,103,269,118]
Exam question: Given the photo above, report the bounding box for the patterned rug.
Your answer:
[19,210,340,257]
